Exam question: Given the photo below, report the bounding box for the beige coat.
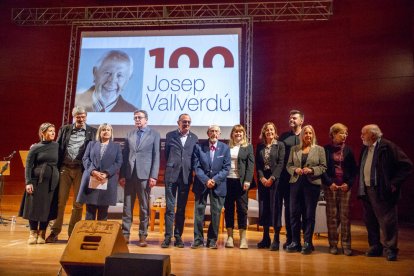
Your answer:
[287,144,327,185]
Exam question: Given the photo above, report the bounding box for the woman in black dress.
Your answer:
[20,122,59,244]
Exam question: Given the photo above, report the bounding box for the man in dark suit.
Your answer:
[161,114,198,248]
[120,109,160,247]
[46,106,97,243]
[191,125,230,249]
[359,124,412,261]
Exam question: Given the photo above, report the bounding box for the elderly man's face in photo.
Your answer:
[94,58,131,98]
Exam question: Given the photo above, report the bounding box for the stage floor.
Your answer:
[0,211,413,276]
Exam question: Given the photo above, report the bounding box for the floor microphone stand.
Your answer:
[0,152,15,225]
[0,163,10,225]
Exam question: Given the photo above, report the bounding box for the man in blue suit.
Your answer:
[191,125,230,249]
[120,110,160,247]
[161,114,198,248]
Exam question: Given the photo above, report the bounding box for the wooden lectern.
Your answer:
[19,150,29,168]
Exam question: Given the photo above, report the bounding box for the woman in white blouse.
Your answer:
[224,125,255,249]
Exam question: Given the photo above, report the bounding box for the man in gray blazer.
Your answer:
[161,114,198,248]
[120,110,160,246]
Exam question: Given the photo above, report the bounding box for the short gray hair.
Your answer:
[207,125,221,133]
[72,106,87,116]
[365,124,383,139]
[96,50,133,78]
[134,109,148,119]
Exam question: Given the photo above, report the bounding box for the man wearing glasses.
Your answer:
[161,114,198,248]
[46,106,97,243]
[120,110,160,246]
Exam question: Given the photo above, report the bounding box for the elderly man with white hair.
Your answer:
[191,125,230,249]
[359,124,412,261]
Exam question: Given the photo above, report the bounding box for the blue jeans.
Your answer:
[164,179,190,240]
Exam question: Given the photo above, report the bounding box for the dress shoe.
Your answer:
[257,238,271,249]
[161,238,171,248]
[269,240,280,251]
[343,247,352,256]
[139,237,147,247]
[209,240,218,249]
[386,251,398,261]
[286,242,302,253]
[301,242,313,255]
[282,241,291,250]
[45,232,58,243]
[123,235,130,244]
[365,246,383,257]
[174,238,185,248]
[191,240,204,249]
[329,245,338,255]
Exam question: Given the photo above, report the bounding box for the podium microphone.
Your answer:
[4,151,16,161]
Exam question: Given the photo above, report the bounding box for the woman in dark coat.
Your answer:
[322,123,357,256]
[255,122,285,250]
[21,122,59,245]
[76,123,122,220]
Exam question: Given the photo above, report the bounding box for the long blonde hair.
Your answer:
[229,124,249,148]
[299,125,317,147]
[96,123,114,142]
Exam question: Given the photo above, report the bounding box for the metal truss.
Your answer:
[11,2,332,139]
[12,1,333,26]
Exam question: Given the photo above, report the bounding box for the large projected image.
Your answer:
[74,29,241,138]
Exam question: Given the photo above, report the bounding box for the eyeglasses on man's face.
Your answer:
[134,116,146,120]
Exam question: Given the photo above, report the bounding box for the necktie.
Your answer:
[136,129,143,148]
[210,145,216,161]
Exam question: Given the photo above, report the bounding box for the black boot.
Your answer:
[270,227,280,251]
[257,226,271,249]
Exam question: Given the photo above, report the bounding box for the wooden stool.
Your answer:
[150,206,166,233]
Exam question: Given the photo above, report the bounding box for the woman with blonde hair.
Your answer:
[224,124,255,249]
[20,122,59,244]
[322,123,357,256]
[255,122,285,250]
[77,123,122,220]
[286,125,327,254]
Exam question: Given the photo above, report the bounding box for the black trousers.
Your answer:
[224,178,248,229]
[85,204,109,221]
[279,172,292,242]
[29,220,49,231]
[289,176,320,244]
[362,186,398,253]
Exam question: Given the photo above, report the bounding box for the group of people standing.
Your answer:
[20,107,412,262]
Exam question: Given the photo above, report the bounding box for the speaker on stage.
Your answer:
[104,253,171,276]
[60,220,129,276]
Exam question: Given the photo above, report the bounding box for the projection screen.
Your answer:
[74,28,242,139]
